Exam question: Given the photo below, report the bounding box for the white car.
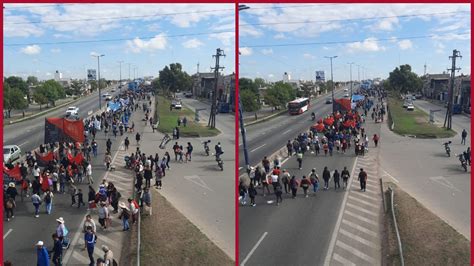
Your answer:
[174,102,182,109]
[66,106,79,116]
[344,93,349,98]
[111,88,116,92]
[344,88,348,92]
[406,104,415,111]
[102,93,112,101]
[4,145,21,164]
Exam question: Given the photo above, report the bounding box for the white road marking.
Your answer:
[18,141,28,147]
[381,169,399,183]
[342,219,378,238]
[250,144,266,153]
[346,202,378,217]
[282,129,291,135]
[429,176,461,192]
[333,253,356,266]
[241,232,268,266]
[184,175,213,192]
[335,240,376,264]
[348,195,379,209]
[344,210,378,226]
[3,229,12,239]
[339,228,379,249]
[323,157,358,266]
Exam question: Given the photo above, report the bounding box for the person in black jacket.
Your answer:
[248,183,257,207]
[333,170,340,190]
[341,167,350,190]
[51,233,63,266]
[322,166,331,190]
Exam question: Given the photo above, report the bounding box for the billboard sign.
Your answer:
[87,69,97,81]
[315,71,325,82]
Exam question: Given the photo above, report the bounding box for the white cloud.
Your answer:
[3,15,44,37]
[274,33,286,39]
[126,34,167,53]
[372,17,399,31]
[239,47,253,56]
[261,48,273,55]
[45,72,52,76]
[182,38,204,48]
[398,40,413,50]
[303,53,316,59]
[434,42,446,54]
[347,37,386,52]
[20,45,41,55]
[323,46,330,50]
[50,48,61,53]
[268,74,274,78]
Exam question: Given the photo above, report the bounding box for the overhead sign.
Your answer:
[315,71,325,82]
[87,69,97,81]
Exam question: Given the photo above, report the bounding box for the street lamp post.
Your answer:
[118,60,123,91]
[325,55,337,113]
[239,4,251,175]
[348,62,354,99]
[92,54,105,109]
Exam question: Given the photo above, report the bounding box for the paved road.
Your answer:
[2,93,137,265]
[4,86,120,156]
[380,99,471,239]
[239,86,351,175]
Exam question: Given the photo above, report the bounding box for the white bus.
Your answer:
[288,97,310,115]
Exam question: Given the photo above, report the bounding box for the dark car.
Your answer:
[325,98,332,104]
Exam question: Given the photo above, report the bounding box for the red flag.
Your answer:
[67,152,74,162]
[73,153,84,164]
[4,164,21,181]
[35,151,54,162]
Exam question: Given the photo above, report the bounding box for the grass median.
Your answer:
[140,190,234,265]
[155,95,220,137]
[387,96,456,138]
[383,183,469,265]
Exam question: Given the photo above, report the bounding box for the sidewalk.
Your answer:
[138,98,235,260]
[326,99,384,266]
[64,96,152,265]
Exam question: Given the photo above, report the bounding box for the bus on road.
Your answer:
[288,97,310,115]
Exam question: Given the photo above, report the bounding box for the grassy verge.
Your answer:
[387,96,456,138]
[383,183,469,265]
[155,95,220,137]
[140,190,234,265]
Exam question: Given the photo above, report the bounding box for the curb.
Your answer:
[244,109,287,127]
[5,97,80,125]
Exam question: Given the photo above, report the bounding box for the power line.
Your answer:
[4,30,234,46]
[241,32,470,48]
[5,8,234,25]
[4,4,61,9]
[240,11,470,27]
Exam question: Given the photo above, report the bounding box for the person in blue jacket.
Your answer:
[36,240,50,266]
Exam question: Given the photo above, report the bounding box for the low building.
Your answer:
[422,73,450,100]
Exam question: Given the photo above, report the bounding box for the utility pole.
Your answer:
[443,49,461,130]
[325,55,337,113]
[348,62,354,99]
[197,62,200,73]
[128,63,131,81]
[423,62,427,76]
[92,54,105,109]
[239,4,251,174]
[208,48,225,129]
[118,60,123,91]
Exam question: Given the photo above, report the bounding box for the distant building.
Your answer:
[282,72,291,83]
[422,73,450,100]
[54,70,63,81]
[191,72,235,103]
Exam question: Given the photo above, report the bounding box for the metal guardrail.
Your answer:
[388,186,405,266]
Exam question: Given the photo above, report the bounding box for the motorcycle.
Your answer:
[458,154,467,172]
[202,140,211,156]
[443,141,452,157]
[216,154,224,171]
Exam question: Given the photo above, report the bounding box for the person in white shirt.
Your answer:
[86,163,93,184]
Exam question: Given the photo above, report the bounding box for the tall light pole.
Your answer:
[92,54,105,109]
[348,62,354,99]
[239,4,251,175]
[118,60,123,91]
[133,67,138,80]
[128,63,131,81]
[325,55,337,113]
[357,64,361,86]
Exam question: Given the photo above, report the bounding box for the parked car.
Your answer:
[184,92,193,98]
[4,145,21,164]
[66,106,79,116]
[344,88,348,92]
[325,98,332,104]
[406,104,415,111]
[344,93,350,98]
[174,102,182,109]
[403,101,408,108]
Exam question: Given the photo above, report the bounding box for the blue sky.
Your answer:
[4,4,235,81]
[239,4,471,82]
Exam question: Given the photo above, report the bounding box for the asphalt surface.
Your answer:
[379,99,471,239]
[239,86,351,175]
[2,93,133,265]
[4,86,121,156]
[239,148,357,265]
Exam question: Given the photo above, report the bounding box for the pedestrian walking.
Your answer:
[43,189,54,214]
[358,168,367,192]
[31,193,42,218]
[333,170,340,189]
[275,183,283,205]
[309,169,319,194]
[239,181,247,206]
[101,245,115,266]
[248,183,257,207]
[372,134,379,147]
[83,214,97,234]
[76,188,85,208]
[461,129,468,145]
[118,202,131,231]
[141,188,152,215]
[281,169,291,194]
[185,142,193,162]
[262,156,270,173]
[296,151,303,169]
[104,152,112,171]
[290,176,298,198]
[322,167,330,190]
[300,175,311,197]
[86,163,93,185]
[36,241,50,266]
[124,137,130,151]
[5,196,15,221]
[51,234,63,266]
[136,132,141,145]
[98,202,110,230]
[286,140,293,157]
[128,198,139,224]
[341,166,350,190]
[83,226,97,266]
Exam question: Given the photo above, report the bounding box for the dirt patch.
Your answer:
[140,189,234,265]
[383,183,470,265]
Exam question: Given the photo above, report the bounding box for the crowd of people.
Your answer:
[240,87,386,207]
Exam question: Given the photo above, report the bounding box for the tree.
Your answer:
[69,80,83,95]
[158,63,192,96]
[151,77,161,93]
[265,81,295,110]
[240,89,260,112]
[27,76,39,86]
[5,76,29,103]
[239,78,258,95]
[254,78,266,90]
[33,90,48,110]
[39,80,65,106]
[387,64,423,94]
[299,83,313,98]
[89,80,97,92]
[4,82,28,118]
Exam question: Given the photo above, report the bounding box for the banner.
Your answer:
[45,118,85,144]
[334,98,352,112]
[3,164,21,181]
[35,151,55,166]
[67,152,84,165]
[108,101,121,112]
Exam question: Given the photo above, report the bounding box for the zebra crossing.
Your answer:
[328,152,383,266]
[65,143,135,265]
